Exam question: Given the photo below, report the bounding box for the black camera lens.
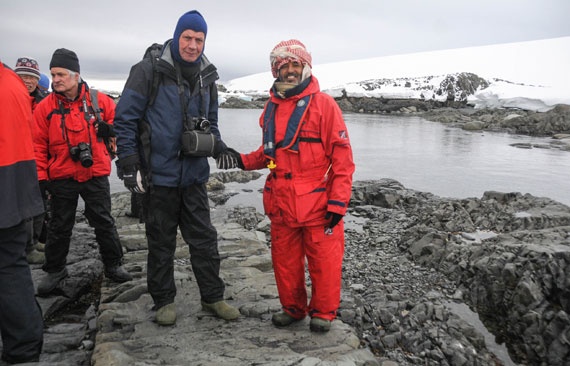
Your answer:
[79,151,93,167]
[191,117,210,131]
[78,143,93,167]
[199,119,210,130]
[70,142,93,167]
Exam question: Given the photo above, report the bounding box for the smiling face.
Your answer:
[18,74,39,93]
[178,29,205,63]
[278,60,304,85]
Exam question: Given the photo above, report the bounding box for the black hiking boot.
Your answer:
[37,267,68,296]
[104,265,133,283]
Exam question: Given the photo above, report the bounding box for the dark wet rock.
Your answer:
[208,171,263,205]
[346,180,570,365]
[25,221,105,365]
[220,96,267,109]
[210,170,263,184]
[422,104,570,140]
[7,172,570,365]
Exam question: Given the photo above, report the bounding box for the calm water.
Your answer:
[110,108,570,207]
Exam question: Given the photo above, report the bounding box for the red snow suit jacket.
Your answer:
[0,63,44,228]
[33,83,115,183]
[241,76,355,227]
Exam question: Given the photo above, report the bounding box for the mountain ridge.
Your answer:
[220,37,570,112]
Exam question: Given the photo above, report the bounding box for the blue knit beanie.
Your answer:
[171,10,208,65]
[39,73,50,91]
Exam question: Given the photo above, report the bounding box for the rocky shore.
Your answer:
[346,179,570,365]
[2,103,569,365]
[6,167,569,365]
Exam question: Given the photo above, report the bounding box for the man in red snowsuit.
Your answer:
[217,39,355,332]
[33,49,132,296]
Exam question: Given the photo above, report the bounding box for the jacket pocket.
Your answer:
[298,129,326,171]
[48,144,73,180]
[294,179,327,224]
[262,175,276,218]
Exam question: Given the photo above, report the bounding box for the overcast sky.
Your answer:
[2,0,569,83]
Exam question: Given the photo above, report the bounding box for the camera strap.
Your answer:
[175,62,209,132]
[58,100,75,153]
[174,63,193,132]
[57,91,93,161]
[80,95,93,148]
[87,89,103,124]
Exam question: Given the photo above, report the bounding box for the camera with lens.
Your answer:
[69,142,93,167]
[192,117,210,132]
[181,117,217,157]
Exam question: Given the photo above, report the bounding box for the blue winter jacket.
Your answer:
[114,39,221,188]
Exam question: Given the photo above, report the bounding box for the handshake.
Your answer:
[216,148,243,170]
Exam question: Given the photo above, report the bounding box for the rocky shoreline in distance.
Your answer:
[221,97,570,151]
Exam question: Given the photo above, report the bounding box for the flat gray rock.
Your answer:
[90,198,378,366]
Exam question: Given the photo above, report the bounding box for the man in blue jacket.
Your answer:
[114,10,238,326]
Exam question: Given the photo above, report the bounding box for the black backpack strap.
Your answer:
[148,60,161,107]
[89,88,103,122]
[144,43,163,107]
[136,43,164,192]
[89,88,116,158]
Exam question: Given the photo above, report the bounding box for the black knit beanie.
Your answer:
[50,48,80,73]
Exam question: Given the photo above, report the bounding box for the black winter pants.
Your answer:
[43,177,123,273]
[0,220,43,363]
[26,186,49,252]
[145,184,224,308]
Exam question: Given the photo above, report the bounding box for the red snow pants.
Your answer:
[270,221,345,321]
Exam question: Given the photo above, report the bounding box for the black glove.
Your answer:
[123,166,146,194]
[325,211,343,229]
[212,140,227,159]
[95,121,115,138]
[117,155,146,194]
[216,148,244,170]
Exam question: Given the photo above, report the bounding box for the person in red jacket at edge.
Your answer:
[14,56,49,265]
[0,61,44,364]
[33,48,132,296]
[216,39,355,333]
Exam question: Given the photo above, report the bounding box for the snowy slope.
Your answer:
[222,37,570,111]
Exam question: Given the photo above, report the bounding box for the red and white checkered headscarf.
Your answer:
[270,39,312,78]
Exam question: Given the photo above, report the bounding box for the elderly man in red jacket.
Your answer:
[33,49,132,296]
[217,39,355,332]
[14,56,49,265]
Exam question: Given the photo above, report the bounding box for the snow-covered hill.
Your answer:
[221,37,570,112]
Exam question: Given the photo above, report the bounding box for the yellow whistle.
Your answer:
[267,160,276,169]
